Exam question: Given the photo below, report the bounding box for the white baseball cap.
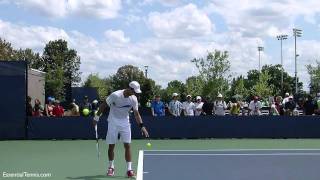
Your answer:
[217,93,223,98]
[172,93,179,97]
[196,96,202,100]
[129,81,142,93]
[186,94,192,98]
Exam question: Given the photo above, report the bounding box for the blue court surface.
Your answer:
[137,149,320,180]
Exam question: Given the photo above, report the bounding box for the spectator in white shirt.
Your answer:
[182,95,195,116]
[213,93,227,116]
[282,92,290,105]
[168,93,183,117]
[194,96,204,116]
[248,96,262,116]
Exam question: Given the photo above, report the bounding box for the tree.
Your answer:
[191,50,231,100]
[191,50,230,81]
[229,76,248,100]
[307,61,320,94]
[244,70,260,90]
[0,38,15,60]
[42,39,81,101]
[111,65,145,90]
[245,65,303,96]
[185,76,204,97]
[83,73,111,100]
[13,48,44,69]
[261,64,302,96]
[250,70,274,98]
[163,80,186,102]
[111,65,159,107]
[45,67,65,100]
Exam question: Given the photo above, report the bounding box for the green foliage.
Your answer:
[43,39,81,85]
[45,67,65,100]
[13,48,44,69]
[0,38,15,60]
[191,50,230,81]
[185,76,204,97]
[229,76,248,100]
[191,50,231,100]
[244,65,303,96]
[111,65,145,90]
[43,39,81,100]
[83,73,111,100]
[261,64,302,95]
[307,61,320,94]
[250,70,274,98]
[163,80,186,101]
[110,65,159,107]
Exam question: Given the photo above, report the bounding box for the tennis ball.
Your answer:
[146,142,152,148]
[83,108,90,116]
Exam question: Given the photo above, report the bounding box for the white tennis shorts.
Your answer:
[106,123,131,144]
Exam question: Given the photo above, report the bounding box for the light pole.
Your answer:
[258,46,264,72]
[277,34,288,94]
[293,28,302,94]
[144,65,149,78]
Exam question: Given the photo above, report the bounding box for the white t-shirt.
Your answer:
[282,97,289,105]
[169,100,183,116]
[248,100,262,115]
[194,102,204,116]
[106,90,138,126]
[214,101,227,116]
[182,101,195,116]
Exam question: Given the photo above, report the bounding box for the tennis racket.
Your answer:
[94,125,100,159]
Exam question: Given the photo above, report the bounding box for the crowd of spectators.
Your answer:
[27,96,99,117]
[27,92,320,118]
[149,92,320,117]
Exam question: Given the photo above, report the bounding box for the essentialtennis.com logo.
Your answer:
[2,172,51,178]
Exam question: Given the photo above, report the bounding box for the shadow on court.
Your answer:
[66,175,126,180]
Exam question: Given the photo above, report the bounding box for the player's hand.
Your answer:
[141,127,149,138]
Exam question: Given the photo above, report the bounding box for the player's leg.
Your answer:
[108,144,115,168]
[106,123,118,176]
[120,125,135,177]
[124,143,132,168]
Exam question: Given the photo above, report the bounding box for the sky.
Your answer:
[1,0,320,90]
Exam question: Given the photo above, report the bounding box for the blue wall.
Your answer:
[27,116,320,140]
[0,61,26,139]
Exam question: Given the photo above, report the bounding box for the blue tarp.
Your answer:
[28,115,320,139]
[0,61,26,139]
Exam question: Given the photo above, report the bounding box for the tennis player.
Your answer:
[92,81,149,178]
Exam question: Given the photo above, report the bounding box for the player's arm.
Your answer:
[151,107,155,116]
[132,97,149,137]
[133,110,149,137]
[93,94,113,126]
[92,102,107,126]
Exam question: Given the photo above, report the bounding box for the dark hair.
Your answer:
[27,96,32,102]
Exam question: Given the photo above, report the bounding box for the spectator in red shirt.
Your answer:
[53,100,64,117]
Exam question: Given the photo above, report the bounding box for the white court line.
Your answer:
[144,153,320,156]
[143,149,320,152]
[136,150,144,180]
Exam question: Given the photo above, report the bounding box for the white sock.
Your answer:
[127,162,132,171]
[109,160,114,168]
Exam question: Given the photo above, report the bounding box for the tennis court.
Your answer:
[2,139,320,180]
[140,149,320,180]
